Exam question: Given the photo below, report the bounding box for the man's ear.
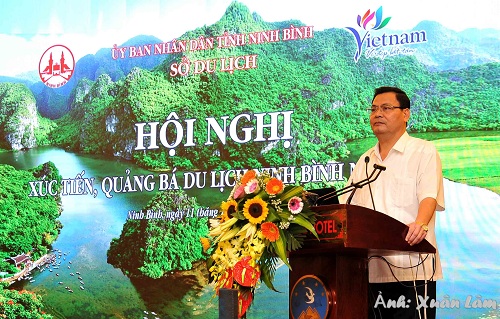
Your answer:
[404,108,411,121]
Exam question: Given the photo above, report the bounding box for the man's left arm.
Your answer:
[405,197,437,246]
[405,142,444,246]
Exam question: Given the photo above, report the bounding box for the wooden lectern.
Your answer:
[289,204,436,319]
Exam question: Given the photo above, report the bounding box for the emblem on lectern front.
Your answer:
[305,286,315,304]
[290,275,331,319]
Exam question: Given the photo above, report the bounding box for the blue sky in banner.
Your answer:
[0,0,499,77]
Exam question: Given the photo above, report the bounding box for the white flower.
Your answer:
[279,221,290,229]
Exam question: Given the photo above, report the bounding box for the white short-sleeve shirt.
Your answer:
[340,131,445,283]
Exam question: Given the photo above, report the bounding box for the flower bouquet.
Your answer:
[208,169,318,318]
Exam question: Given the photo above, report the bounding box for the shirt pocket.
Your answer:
[390,176,416,208]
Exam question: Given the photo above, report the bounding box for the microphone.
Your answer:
[316,156,386,205]
[365,156,376,210]
[346,155,371,204]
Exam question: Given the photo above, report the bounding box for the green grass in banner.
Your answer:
[346,130,500,194]
[433,134,500,194]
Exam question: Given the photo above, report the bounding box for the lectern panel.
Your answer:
[289,204,436,319]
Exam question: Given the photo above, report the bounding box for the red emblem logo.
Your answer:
[39,44,75,88]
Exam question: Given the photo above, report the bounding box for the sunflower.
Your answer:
[243,197,269,224]
[221,199,238,221]
[265,177,284,195]
[208,170,320,319]
[261,222,280,242]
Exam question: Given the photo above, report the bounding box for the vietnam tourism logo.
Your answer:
[346,6,427,62]
[39,44,75,88]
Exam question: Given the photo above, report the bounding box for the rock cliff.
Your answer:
[0,83,39,150]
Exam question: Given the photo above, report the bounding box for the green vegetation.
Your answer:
[0,2,498,173]
[433,134,500,194]
[0,83,34,125]
[0,83,36,150]
[0,288,53,319]
[409,63,500,132]
[0,162,62,274]
[107,189,210,278]
[34,115,57,146]
[1,4,498,190]
[345,131,500,194]
[0,82,59,150]
[45,3,499,173]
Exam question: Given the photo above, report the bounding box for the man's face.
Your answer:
[370,92,410,138]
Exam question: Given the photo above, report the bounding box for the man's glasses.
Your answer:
[367,104,405,114]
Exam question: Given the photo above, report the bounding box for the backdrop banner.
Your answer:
[0,1,499,318]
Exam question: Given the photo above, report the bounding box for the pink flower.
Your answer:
[233,185,245,199]
[244,179,260,194]
[288,196,303,214]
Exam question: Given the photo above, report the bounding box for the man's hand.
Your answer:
[405,221,428,246]
[405,197,437,245]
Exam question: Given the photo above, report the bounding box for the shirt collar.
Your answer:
[374,131,410,160]
[392,131,410,153]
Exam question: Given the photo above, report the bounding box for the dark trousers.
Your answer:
[368,281,436,319]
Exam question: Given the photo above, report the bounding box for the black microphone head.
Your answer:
[373,163,387,171]
[364,156,370,163]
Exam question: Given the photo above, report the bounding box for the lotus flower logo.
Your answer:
[346,6,426,62]
[346,6,392,62]
[357,6,391,30]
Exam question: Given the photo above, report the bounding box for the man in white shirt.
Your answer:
[339,86,445,319]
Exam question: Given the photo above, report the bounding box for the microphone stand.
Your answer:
[316,164,386,205]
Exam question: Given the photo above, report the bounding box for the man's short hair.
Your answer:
[372,86,410,109]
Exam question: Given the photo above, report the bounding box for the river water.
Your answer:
[0,147,224,319]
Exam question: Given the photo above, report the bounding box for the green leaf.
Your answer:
[291,214,318,239]
[375,17,391,30]
[271,229,291,269]
[278,186,304,202]
[259,252,280,292]
[266,207,280,222]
